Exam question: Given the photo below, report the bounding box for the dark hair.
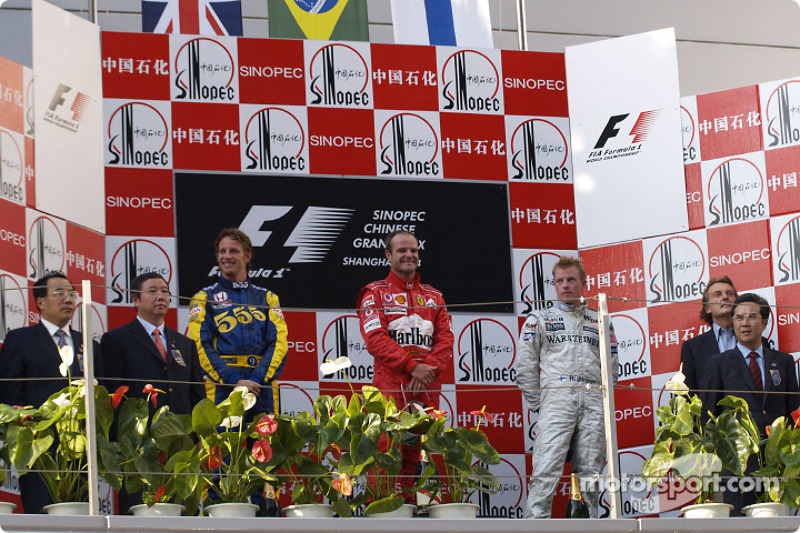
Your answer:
[552,256,586,282]
[130,272,168,298]
[384,230,418,253]
[731,293,770,321]
[32,272,71,302]
[699,276,737,324]
[214,228,253,266]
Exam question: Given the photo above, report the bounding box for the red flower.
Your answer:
[154,486,166,503]
[792,407,800,427]
[207,446,223,470]
[332,473,353,496]
[158,451,168,465]
[328,443,342,461]
[377,433,390,453]
[766,425,772,437]
[150,392,159,408]
[430,409,448,419]
[142,384,154,394]
[252,440,273,464]
[256,414,278,436]
[111,385,129,409]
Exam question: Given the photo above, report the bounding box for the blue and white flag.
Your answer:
[142,0,243,36]
[391,0,492,48]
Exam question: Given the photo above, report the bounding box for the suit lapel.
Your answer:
[702,329,720,355]
[34,322,64,368]
[129,320,167,365]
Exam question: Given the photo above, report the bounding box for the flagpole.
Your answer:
[88,0,97,24]
[516,0,528,51]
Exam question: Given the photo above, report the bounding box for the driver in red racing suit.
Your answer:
[357,230,453,503]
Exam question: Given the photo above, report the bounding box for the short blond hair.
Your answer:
[552,256,586,282]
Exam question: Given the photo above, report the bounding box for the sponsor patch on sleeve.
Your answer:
[363,318,381,334]
[188,303,202,322]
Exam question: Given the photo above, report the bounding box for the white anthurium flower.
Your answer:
[320,356,352,375]
[220,415,242,429]
[58,345,74,377]
[231,385,257,411]
[70,378,98,397]
[52,393,71,409]
[664,364,689,396]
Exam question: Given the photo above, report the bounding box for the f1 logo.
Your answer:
[48,83,72,112]
[594,114,629,149]
[593,111,659,149]
[238,205,354,263]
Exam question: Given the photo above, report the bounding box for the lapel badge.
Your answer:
[171,349,186,367]
[770,369,781,386]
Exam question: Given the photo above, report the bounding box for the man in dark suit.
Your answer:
[0,272,102,513]
[680,276,737,394]
[100,272,204,513]
[700,293,800,515]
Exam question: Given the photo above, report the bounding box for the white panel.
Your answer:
[32,0,104,232]
[567,28,687,248]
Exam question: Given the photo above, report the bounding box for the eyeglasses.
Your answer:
[50,289,79,300]
[142,289,171,297]
[732,312,761,323]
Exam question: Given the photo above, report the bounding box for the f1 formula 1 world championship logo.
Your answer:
[109,239,172,304]
[647,236,706,304]
[243,107,306,173]
[378,112,440,178]
[586,111,659,163]
[308,43,370,108]
[457,318,516,384]
[173,37,237,102]
[107,102,170,168]
[764,80,800,148]
[440,50,501,113]
[44,83,91,133]
[509,118,570,182]
[28,216,65,280]
[705,157,766,227]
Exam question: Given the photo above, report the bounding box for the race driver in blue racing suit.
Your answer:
[188,228,288,416]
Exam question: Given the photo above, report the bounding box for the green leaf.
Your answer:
[364,493,403,515]
[192,399,222,437]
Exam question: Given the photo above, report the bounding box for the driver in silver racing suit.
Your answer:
[516,256,618,518]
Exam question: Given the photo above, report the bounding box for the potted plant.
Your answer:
[267,394,353,517]
[5,376,123,515]
[170,386,278,518]
[642,368,759,518]
[418,405,501,518]
[337,385,433,518]
[746,411,800,516]
[116,385,199,516]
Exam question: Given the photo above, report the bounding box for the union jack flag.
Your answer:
[142,0,243,36]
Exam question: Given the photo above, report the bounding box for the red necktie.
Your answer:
[748,352,763,392]
[153,329,168,363]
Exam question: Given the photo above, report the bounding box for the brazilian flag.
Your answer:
[268,0,369,41]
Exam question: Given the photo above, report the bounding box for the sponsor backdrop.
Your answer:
[2,28,800,518]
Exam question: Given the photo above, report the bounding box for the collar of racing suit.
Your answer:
[553,299,587,313]
[385,270,421,290]
[217,275,250,290]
